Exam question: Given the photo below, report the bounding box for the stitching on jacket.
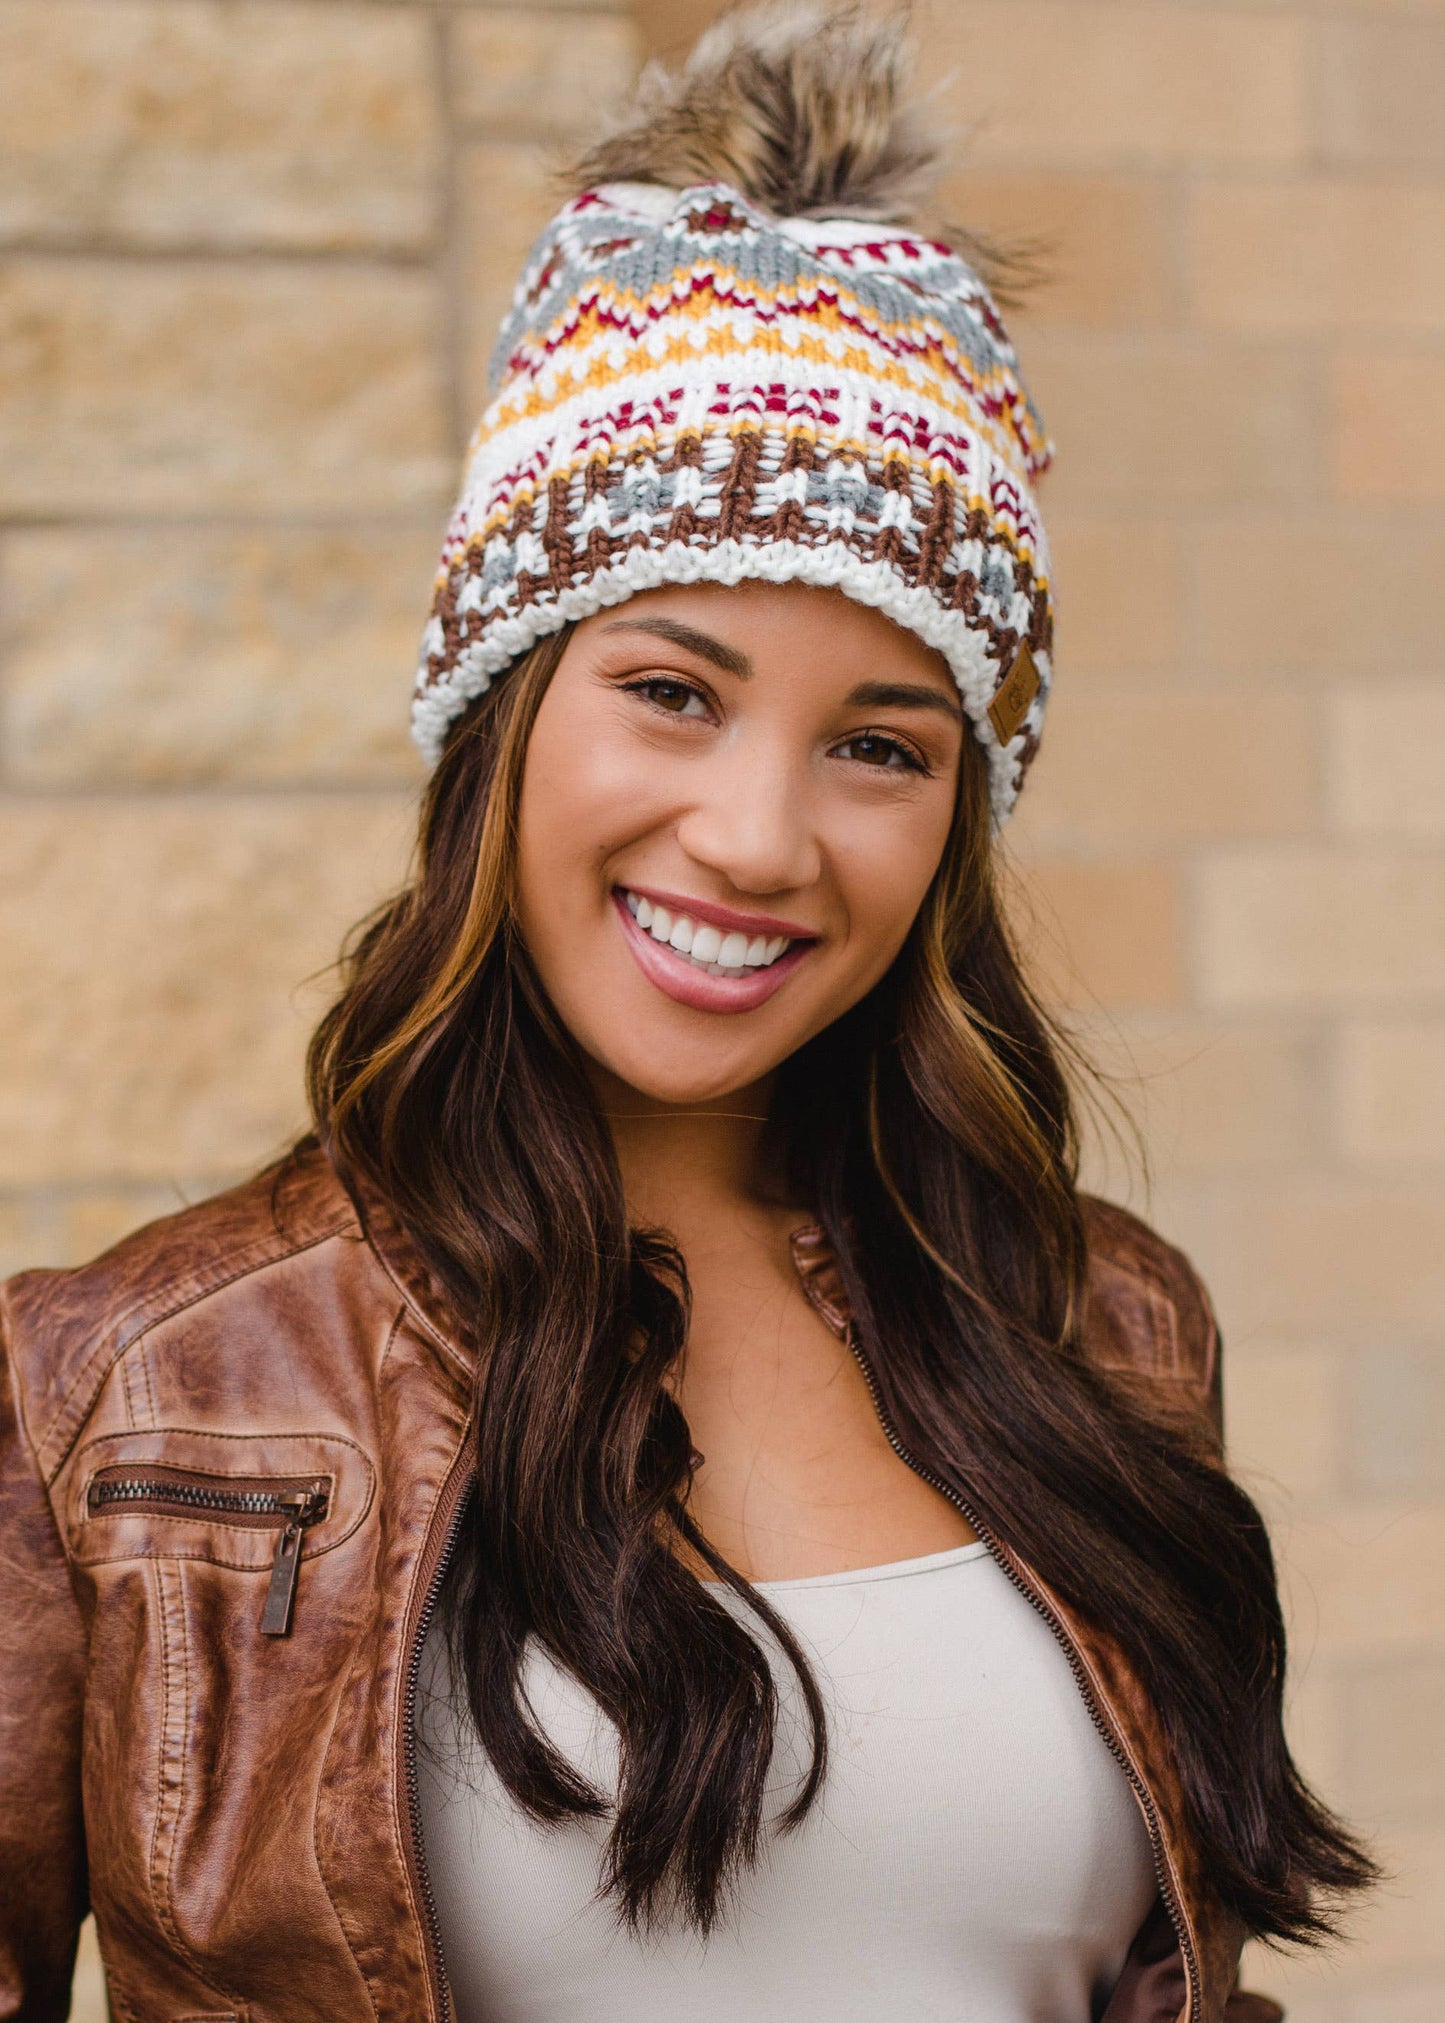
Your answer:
[308,1597,386,2022]
[150,1559,249,2018]
[139,1334,159,1431]
[376,1303,407,1385]
[1090,1254,1201,1390]
[121,1350,144,1431]
[360,1230,472,1382]
[37,1217,358,1482]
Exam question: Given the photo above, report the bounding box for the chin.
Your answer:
[591,1041,779,1109]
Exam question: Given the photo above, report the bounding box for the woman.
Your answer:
[0,5,1372,2019]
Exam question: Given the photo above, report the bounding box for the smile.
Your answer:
[611,887,815,1015]
[622,890,792,978]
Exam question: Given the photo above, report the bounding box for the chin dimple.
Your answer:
[622,890,792,978]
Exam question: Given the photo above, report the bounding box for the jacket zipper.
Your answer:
[400,1452,473,2023]
[843,1334,1202,2023]
[87,1466,329,1637]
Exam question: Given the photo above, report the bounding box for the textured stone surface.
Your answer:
[1343,1662,1445,1819]
[1022,334,1320,508]
[1014,683,1315,844]
[1329,688,1445,839]
[1197,852,1445,1008]
[0,797,413,1184]
[1191,181,1445,333]
[1346,1344,1445,1497]
[1,526,434,785]
[1076,1014,1321,1181]
[450,8,637,140]
[1192,523,1445,678]
[943,174,1179,327]
[1008,858,1184,1009]
[1046,518,1184,677]
[922,0,1309,167]
[1166,1179,1445,1339]
[1226,1342,1344,1503]
[0,0,440,251]
[1332,350,1445,503]
[0,258,451,516]
[1335,1020,1445,1165]
[1318,16,1445,169]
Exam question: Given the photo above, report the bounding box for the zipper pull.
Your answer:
[260,1487,324,1638]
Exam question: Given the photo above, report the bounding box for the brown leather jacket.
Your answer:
[0,1143,1282,2023]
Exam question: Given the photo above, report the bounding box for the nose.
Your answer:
[673,741,823,898]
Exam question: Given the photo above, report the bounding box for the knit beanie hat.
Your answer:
[413,2,1054,823]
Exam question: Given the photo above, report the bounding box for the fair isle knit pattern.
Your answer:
[414,180,1055,821]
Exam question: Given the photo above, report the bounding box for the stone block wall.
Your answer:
[1,2,1439,2018]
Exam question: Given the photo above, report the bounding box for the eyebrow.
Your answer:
[599,620,960,722]
[599,616,753,679]
[845,679,963,722]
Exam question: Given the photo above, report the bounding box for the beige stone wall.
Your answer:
[1,2,1439,2018]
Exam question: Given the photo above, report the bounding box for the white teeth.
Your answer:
[623,893,795,978]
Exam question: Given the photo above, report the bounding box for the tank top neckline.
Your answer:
[703,1538,989,1595]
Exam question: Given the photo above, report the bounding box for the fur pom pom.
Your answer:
[571,0,940,228]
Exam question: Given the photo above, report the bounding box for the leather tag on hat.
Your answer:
[988,641,1041,745]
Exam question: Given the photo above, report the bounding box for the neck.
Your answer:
[591,1067,779,1241]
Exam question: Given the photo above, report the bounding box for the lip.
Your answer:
[612,890,813,1014]
[619,883,817,943]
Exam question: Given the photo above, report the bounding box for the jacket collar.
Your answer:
[343,1160,476,1382]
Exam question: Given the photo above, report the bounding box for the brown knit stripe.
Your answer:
[663,431,704,546]
[717,428,764,543]
[916,474,956,589]
[543,472,576,592]
[870,457,911,569]
[773,430,816,545]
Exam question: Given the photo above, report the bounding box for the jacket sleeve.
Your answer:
[0,1303,88,2020]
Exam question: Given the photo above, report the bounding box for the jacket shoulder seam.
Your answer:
[1080,1197,1218,1395]
[32,1212,358,1483]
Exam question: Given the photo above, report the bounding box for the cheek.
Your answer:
[514,692,675,966]
[827,798,956,972]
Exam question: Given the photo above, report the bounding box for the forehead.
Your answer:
[572,581,958,697]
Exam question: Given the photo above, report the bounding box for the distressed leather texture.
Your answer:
[0,1144,1281,2023]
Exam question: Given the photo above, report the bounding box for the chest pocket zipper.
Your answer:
[87,1467,330,1636]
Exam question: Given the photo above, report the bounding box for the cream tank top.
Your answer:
[414,1541,1157,2022]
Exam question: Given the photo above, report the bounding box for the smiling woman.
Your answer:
[0,4,1374,2021]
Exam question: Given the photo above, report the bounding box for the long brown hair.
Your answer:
[307,630,1374,1940]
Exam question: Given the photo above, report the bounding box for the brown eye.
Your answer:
[629,677,710,718]
[836,732,923,772]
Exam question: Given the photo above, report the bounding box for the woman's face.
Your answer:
[515,581,965,1106]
